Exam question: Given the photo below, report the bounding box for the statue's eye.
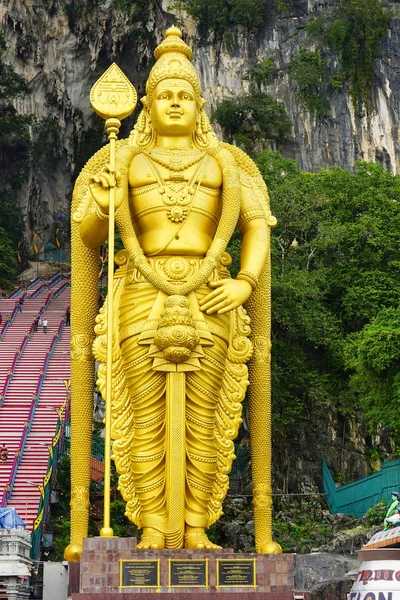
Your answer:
[182,94,192,100]
[158,93,168,100]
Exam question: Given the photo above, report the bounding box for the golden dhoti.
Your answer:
[93,254,252,546]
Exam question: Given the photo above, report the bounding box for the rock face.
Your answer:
[2,0,400,237]
[294,552,360,595]
[1,0,397,494]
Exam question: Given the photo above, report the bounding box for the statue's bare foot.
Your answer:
[137,527,165,550]
[184,527,221,549]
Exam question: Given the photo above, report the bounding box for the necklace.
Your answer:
[144,150,206,173]
[149,148,200,156]
[143,154,208,224]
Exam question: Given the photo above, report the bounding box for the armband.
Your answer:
[237,270,258,291]
[95,205,110,221]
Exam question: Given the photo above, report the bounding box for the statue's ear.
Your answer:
[199,97,206,109]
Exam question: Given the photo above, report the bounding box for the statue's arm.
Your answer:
[199,169,269,315]
[79,164,127,249]
[386,499,398,518]
[79,212,109,249]
[239,219,269,278]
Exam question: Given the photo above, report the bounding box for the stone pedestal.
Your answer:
[70,537,301,598]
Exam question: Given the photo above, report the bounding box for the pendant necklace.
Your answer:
[143,150,206,180]
[143,153,208,223]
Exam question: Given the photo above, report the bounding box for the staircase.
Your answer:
[0,276,70,531]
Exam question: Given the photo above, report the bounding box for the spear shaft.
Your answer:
[100,118,120,537]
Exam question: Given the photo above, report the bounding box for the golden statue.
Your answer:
[65,26,281,561]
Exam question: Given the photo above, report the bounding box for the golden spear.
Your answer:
[90,64,137,537]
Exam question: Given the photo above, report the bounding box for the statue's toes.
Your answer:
[137,542,150,550]
[150,542,162,550]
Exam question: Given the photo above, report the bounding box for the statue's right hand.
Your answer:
[88,165,123,214]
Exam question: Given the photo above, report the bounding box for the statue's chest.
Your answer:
[128,153,222,223]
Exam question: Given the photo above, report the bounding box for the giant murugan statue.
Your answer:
[65,26,281,561]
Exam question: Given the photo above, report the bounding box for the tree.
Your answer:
[0,227,18,288]
[345,308,400,430]
[0,36,32,284]
[255,151,400,464]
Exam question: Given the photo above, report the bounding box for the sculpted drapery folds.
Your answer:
[65,27,280,561]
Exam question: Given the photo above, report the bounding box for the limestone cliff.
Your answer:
[0,0,397,495]
[2,0,399,238]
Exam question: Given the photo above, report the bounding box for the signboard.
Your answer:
[348,593,399,599]
[168,559,208,588]
[119,560,160,588]
[216,559,256,588]
[350,560,400,600]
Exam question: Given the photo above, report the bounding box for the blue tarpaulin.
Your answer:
[0,508,26,529]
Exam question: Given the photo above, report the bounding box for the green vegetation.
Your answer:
[327,0,389,108]
[32,117,62,175]
[64,0,149,40]
[345,308,400,429]
[288,49,328,115]
[172,0,265,38]
[256,152,400,445]
[248,58,277,88]
[212,91,291,155]
[293,0,390,112]
[73,112,106,177]
[0,36,31,287]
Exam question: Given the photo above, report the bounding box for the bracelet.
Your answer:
[95,205,109,221]
[237,270,258,291]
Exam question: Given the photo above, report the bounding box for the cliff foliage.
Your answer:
[288,0,390,113]
[212,91,291,154]
[0,35,31,288]
[172,0,266,38]
[256,152,400,481]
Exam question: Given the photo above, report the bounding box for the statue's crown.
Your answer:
[154,26,192,61]
[145,27,201,105]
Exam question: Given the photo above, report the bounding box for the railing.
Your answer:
[9,277,45,298]
[323,457,400,517]
[0,292,27,340]
[47,272,62,287]
[0,306,19,341]
[37,248,71,264]
[8,284,26,299]
[52,281,69,299]
[30,394,69,561]
[27,277,45,291]
[60,430,104,461]
[0,317,66,508]
[29,283,49,299]
[0,308,48,408]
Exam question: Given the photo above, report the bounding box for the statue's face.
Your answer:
[150,78,198,137]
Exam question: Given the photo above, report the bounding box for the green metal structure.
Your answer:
[323,457,400,517]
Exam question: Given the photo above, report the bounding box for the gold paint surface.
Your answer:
[66,26,281,560]
[90,63,137,121]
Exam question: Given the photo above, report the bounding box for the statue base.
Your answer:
[68,537,302,598]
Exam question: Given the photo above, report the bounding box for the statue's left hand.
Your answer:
[199,279,252,315]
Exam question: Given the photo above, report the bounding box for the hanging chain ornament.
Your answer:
[143,150,206,172]
[90,63,137,539]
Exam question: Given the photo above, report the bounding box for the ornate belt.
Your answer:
[125,253,232,286]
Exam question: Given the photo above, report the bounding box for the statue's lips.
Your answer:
[167,112,183,118]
